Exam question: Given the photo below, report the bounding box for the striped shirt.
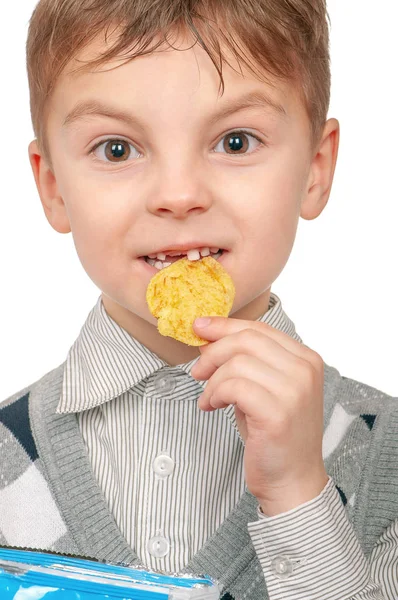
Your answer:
[57,292,398,598]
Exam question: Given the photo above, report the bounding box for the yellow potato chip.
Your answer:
[146,256,235,346]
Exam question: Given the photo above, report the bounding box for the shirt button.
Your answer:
[271,555,294,579]
[153,372,176,395]
[147,535,170,558]
[153,454,175,477]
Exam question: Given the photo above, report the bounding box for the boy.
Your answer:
[0,0,397,598]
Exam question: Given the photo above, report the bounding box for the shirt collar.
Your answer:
[57,292,303,414]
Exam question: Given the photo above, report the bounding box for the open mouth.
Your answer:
[142,248,225,271]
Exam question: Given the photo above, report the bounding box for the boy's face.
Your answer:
[29,28,339,365]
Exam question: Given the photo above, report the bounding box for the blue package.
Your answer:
[0,547,221,599]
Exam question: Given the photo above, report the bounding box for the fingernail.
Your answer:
[195,317,211,328]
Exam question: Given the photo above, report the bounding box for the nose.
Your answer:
[145,159,213,219]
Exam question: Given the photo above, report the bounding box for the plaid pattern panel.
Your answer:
[0,392,68,551]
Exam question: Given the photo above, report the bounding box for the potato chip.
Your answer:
[146,256,235,346]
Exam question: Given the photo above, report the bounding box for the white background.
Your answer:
[0,1,397,400]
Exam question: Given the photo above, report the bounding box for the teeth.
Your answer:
[146,249,223,271]
[148,247,222,260]
[154,247,217,261]
[187,249,201,261]
[154,260,172,269]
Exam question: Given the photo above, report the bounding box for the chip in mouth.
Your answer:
[146,255,235,345]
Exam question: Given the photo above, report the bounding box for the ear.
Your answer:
[28,140,71,234]
[300,118,340,221]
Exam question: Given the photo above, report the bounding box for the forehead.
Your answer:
[51,27,306,131]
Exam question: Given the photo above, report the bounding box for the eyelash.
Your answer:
[88,129,266,165]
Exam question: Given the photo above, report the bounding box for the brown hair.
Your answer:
[26,0,332,167]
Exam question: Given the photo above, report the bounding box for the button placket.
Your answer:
[145,372,180,565]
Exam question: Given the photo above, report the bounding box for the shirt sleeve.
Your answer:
[247,476,397,600]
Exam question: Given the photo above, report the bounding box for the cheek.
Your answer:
[235,155,304,280]
[57,169,130,239]
[50,150,140,282]
[57,183,128,275]
[242,180,301,253]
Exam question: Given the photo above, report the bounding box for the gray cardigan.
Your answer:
[0,361,397,599]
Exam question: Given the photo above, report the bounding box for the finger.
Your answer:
[193,316,314,362]
[193,317,323,366]
[203,377,280,426]
[192,328,313,383]
[198,354,291,410]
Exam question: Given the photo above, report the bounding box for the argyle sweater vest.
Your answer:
[0,361,397,600]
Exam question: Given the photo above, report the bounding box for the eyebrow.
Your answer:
[62,90,288,129]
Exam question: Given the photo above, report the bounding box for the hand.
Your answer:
[190,316,329,516]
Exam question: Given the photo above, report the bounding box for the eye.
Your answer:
[89,130,264,164]
[90,139,140,163]
[213,129,264,156]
